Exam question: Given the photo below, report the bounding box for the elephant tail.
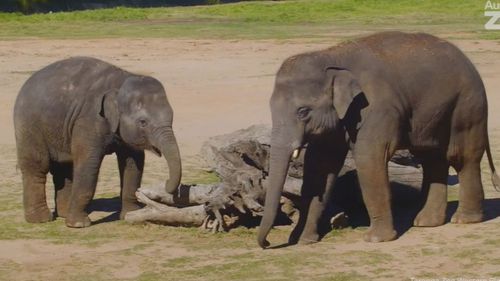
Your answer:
[486,134,500,192]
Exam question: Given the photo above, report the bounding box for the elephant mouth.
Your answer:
[150,145,162,157]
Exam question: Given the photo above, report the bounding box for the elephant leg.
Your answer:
[117,148,144,219]
[297,173,337,244]
[413,152,448,227]
[66,145,104,228]
[450,122,486,224]
[290,136,346,245]
[451,160,484,224]
[50,162,73,218]
[354,142,397,243]
[21,168,53,223]
[17,145,52,223]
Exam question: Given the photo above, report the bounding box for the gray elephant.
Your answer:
[257,31,500,248]
[14,57,182,228]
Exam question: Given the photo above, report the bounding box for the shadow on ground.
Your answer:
[83,173,500,244]
[87,196,121,225]
[325,174,500,241]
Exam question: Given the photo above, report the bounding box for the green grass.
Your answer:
[131,250,361,281]
[484,238,500,246]
[342,250,394,266]
[0,0,497,39]
[329,273,369,281]
[447,186,459,202]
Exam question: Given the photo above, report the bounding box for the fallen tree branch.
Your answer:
[125,191,208,227]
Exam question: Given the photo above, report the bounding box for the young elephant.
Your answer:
[14,57,182,228]
[257,31,500,248]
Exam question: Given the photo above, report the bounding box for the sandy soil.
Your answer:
[0,37,499,280]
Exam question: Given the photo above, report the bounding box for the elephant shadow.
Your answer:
[335,179,423,236]
[85,196,122,225]
[323,171,500,240]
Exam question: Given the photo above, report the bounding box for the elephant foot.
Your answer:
[119,203,142,220]
[66,213,91,228]
[25,207,54,223]
[450,209,483,224]
[288,224,320,245]
[363,226,397,243]
[413,209,446,227]
[298,232,320,245]
[257,238,270,249]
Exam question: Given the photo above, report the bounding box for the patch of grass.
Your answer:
[161,250,335,281]
[321,227,351,243]
[0,260,22,276]
[183,169,220,185]
[318,271,369,281]
[136,272,165,281]
[415,271,440,279]
[447,186,459,202]
[174,256,270,280]
[491,271,500,277]
[451,246,495,269]
[0,209,190,246]
[0,0,497,39]
[9,70,36,75]
[460,233,482,240]
[0,199,22,212]
[166,256,195,268]
[0,215,115,244]
[121,242,153,256]
[491,258,500,266]
[342,250,394,266]
[484,238,500,246]
[454,249,479,259]
[420,246,440,256]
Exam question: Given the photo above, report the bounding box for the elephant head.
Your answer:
[257,54,364,248]
[100,75,182,194]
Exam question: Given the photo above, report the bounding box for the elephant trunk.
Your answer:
[154,127,182,194]
[257,135,294,249]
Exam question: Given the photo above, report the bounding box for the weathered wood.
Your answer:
[125,191,208,227]
[138,183,220,207]
[388,161,422,189]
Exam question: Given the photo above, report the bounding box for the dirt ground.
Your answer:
[0,37,499,281]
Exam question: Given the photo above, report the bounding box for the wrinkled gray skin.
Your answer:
[258,31,500,248]
[14,57,182,228]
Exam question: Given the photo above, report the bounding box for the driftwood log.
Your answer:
[125,125,423,232]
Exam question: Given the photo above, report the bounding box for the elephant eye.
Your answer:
[138,118,148,128]
[297,107,311,120]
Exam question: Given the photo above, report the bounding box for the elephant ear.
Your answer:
[99,89,120,133]
[325,67,363,120]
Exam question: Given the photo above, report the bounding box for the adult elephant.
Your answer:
[257,31,500,248]
[14,57,182,228]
